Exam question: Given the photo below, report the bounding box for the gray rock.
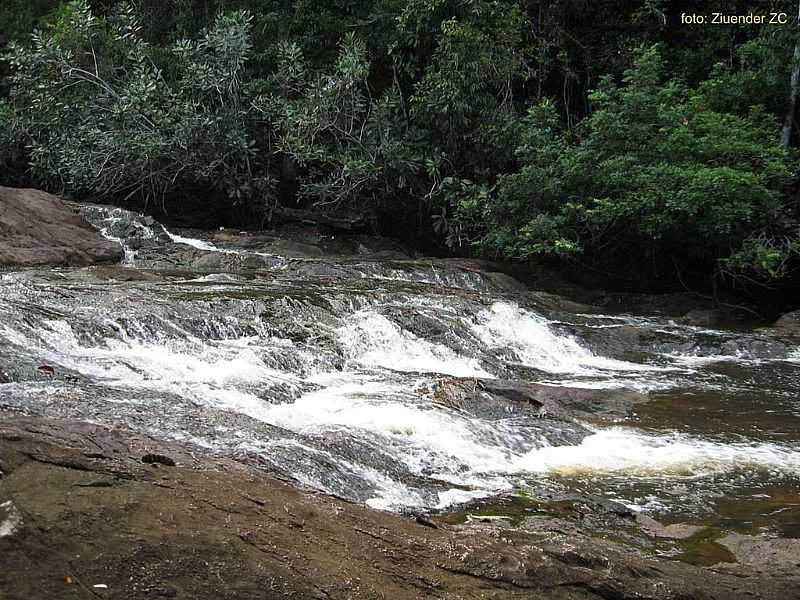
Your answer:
[190,252,228,270]
[485,271,528,294]
[771,310,800,337]
[636,514,706,539]
[76,266,163,282]
[715,533,800,575]
[4,414,798,600]
[680,309,729,327]
[434,377,649,423]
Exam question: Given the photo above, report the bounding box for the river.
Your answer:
[1,204,798,556]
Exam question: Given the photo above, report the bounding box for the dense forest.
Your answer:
[1,0,798,311]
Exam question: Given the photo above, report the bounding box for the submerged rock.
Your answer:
[636,514,706,539]
[0,187,122,267]
[433,376,648,423]
[76,266,163,282]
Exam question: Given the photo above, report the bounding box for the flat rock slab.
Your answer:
[1,414,799,600]
[434,377,649,422]
[0,187,122,267]
[637,514,707,540]
[714,533,800,576]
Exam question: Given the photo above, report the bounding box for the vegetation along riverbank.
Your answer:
[2,1,800,315]
[2,3,800,598]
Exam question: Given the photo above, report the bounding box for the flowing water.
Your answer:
[1,205,798,543]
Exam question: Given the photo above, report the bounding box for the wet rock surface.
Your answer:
[0,188,122,268]
[2,415,798,600]
[713,533,800,577]
[769,309,800,338]
[432,377,649,423]
[2,202,800,598]
[635,515,706,540]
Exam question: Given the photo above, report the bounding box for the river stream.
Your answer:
[1,205,798,548]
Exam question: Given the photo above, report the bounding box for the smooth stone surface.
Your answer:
[0,187,122,267]
[2,414,799,600]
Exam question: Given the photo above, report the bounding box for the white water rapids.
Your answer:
[1,206,799,517]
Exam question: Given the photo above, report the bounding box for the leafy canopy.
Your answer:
[467,46,798,280]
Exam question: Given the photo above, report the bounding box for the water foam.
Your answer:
[0,501,23,538]
[513,427,800,477]
[785,349,800,364]
[261,373,800,505]
[338,310,492,378]
[164,230,228,253]
[82,205,159,264]
[261,374,522,475]
[97,221,136,265]
[1,319,303,421]
[4,263,799,514]
[164,228,283,261]
[471,303,664,375]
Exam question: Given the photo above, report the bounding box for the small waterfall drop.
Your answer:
[1,206,799,516]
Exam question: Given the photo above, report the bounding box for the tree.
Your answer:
[781,1,800,148]
[3,1,270,208]
[465,46,798,285]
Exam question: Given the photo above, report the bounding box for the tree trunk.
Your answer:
[780,2,800,149]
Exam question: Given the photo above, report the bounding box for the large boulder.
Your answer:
[0,187,122,267]
[770,310,800,338]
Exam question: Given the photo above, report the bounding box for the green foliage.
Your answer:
[2,1,420,216]
[0,98,26,185]
[257,32,424,210]
[724,234,800,280]
[396,0,530,170]
[470,46,798,280]
[4,1,270,206]
[698,28,795,118]
[2,0,800,293]
[0,0,60,50]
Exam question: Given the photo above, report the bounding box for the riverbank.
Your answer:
[0,186,794,326]
[2,191,800,598]
[2,414,798,600]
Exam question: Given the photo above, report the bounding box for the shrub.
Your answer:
[256,32,423,212]
[3,1,270,207]
[467,46,798,283]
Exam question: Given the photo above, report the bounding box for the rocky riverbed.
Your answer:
[2,415,799,600]
[1,188,799,598]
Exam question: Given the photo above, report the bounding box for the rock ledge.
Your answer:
[1,414,798,600]
[0,187,122,267]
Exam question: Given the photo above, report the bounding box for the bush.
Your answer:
[253,32,424,215]
[466,46,798,283]
[3,1,421,220]
[3,1,270,208]
[0,99,27,185]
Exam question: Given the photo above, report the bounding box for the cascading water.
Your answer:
[1,204,799,528]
